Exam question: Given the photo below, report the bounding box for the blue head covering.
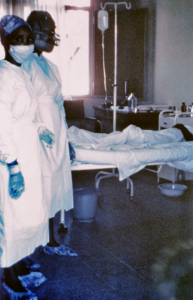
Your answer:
[0,15,31,37]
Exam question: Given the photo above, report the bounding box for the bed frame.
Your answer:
[58,160,189,232]
[71,163,134,197]
[58,163,134,233]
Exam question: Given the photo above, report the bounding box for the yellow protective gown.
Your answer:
[22,53,73,218]
[0,60,49,268]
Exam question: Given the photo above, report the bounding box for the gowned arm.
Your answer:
[0,91,24,199]
[0,91,18,163]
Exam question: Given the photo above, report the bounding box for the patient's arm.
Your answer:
[173,124,193,141]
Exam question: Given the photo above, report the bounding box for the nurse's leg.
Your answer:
[0,267,3,299]
[47,217,60,247]
[3,259,30,292]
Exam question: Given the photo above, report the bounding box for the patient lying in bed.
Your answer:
[68,124,186,150]
[68,124,193,180]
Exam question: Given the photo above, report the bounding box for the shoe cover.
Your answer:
[2,282,38,300]
[18,272,47,289]
[42,244,78,256]
[23,256,40,270]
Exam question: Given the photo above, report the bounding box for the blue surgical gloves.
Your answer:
[7,163,24,199]
[38,127,55,148]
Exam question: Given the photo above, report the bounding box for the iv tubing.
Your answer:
[102,32,108,102]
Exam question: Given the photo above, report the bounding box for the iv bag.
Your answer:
[98,10,109,32]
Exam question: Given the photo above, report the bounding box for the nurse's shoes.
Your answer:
[43,244,78,256]
[22,256,40,270]
[2,281,37,300]
[18,271,47,289]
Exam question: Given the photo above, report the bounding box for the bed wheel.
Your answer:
[127,189,130,194]
[129,196,133,201]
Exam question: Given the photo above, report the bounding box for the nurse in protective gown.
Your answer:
[22,10,73,246]
[0,16,52,271]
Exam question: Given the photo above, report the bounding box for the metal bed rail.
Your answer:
[71,163,133,199]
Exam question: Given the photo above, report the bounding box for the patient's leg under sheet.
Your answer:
[68,125,184,150]
[143,128,184,144]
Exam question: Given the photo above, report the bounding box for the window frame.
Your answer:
[64,1,94,98]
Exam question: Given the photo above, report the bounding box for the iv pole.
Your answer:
[95,2,134,199]
[100,2,131,132]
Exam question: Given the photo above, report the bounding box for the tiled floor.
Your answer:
[4,169,193,299]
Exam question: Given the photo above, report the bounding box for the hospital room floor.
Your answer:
[13,169,193,299]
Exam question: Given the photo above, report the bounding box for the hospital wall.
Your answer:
[84,0,155,118]
[154,0,193,109]
[84,0,193,118]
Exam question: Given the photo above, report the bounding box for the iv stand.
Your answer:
[100,2,131,132]
[95,2,134,200]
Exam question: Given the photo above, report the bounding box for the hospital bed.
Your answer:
[59,122,193,231]
[68,123,193,193]
[158,110,193,182]
[59,143,191,231]
[70,142,193,196]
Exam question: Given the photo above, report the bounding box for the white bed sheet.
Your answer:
[68,125,193,180]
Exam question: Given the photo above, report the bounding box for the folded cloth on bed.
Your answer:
[68,125,193,180]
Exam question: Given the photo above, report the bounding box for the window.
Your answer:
[64,0,91,96]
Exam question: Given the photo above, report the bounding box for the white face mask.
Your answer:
[8,44,34,63]
[35,39,54,53]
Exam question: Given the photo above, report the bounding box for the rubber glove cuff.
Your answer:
[8,164,20,174]
[38,125,48,136]
[38,126,55,148]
